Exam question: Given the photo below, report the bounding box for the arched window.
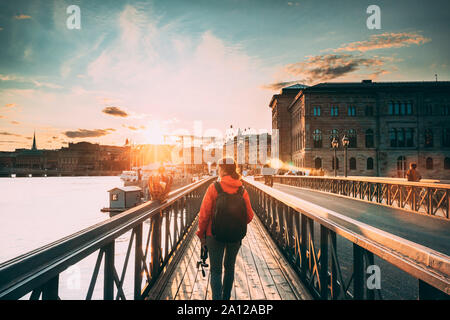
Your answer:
[315,157,322,169]
[332,157,339,170]
[330,129,339,144]
[348,129,357,148]
[349,157,356,170]
[445,157,450,170]
[426,157,433,170]
[424,129,433,148]
[365,129,374,148]
[397,156,406,178]
[313,129,322,148]
[367,157,374,170]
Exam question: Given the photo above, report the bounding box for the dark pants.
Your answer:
[206,236,241,300]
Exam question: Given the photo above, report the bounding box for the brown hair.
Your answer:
[218,157,240,180]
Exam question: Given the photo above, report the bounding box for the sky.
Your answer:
[0,0,449,151]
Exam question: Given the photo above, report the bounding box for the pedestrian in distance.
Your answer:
[406,163,422,182]
[196,157,254,300]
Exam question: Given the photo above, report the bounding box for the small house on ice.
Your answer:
[108,186,142,209]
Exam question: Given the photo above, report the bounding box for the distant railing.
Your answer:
[244,178,450,300]
[0,177,214,300]
[258,175,450,219]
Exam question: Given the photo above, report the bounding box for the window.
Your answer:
[365,105,374,116]
[443,128,450,147]
[112,194,118,201]
[445,157,450,170]
[388,102,394,115]
[367,157,374,170]
[313,106,321,116]
[365,129,374,148]
[426,157,433,170]
[315,157,322,169]
[332,157,339,170]
[400,103,406,115]
[390,128,397,147]
[424,105,433,115]
[394,102,400,115]
[331,105,339,116]
[397,128,405,147]
[349,157,357,170]
[442,105,450,116]
[330,129,339,144]
[407,102,413,115]
[348,106,356,117]
[348,129,357,148]
[397,156,407,178]
[313,129,322,148]
[424,129,433,148]
[406,128,414,147]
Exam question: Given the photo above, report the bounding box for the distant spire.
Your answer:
[31,131,37,150]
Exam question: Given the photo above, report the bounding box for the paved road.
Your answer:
[272,183,450,299]
[274,183,450,255]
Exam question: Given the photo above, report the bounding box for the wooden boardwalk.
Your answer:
[149,215,311,300]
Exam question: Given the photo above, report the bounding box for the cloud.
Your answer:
[14,14,31,20]
[63,128,116,138]
[0,115,5,119]
[122,124,140,131]
[0,131,21,137]
[334,32,431,53]
[102,106,128,117]
[5,103,17,108]
[261,80,304,91]
[10,121,20,125]
[0,27,3,31]
[282,54,387,84]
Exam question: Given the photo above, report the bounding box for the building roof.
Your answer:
[108,186,142,193]
[307,80,450,91]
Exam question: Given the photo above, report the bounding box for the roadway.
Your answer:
[273,183,450,255]
[272,183,450,299]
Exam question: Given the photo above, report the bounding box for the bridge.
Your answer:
[0,176,448,300]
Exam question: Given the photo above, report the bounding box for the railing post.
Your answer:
[300,214,308,281]
[41,275,59,300]
[150,210,162,280]
[329,231,338,299]
[353,244,364,300]
[319,226,329,300]
[134,224,143,300]
[104,241,115,300]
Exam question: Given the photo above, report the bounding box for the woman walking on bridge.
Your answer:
[196,158,254,300]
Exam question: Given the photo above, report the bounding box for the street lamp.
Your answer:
[331,138,339,177]
[342,135,350,177]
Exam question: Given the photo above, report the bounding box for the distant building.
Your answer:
[270,80,450,179]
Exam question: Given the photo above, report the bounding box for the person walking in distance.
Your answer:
[406,163,422,182]
[196,158,254,300]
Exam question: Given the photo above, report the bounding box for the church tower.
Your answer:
[31,131,37,151]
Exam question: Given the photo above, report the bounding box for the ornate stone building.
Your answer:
[270,80,450,179]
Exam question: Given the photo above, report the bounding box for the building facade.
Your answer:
[270,80,450,179]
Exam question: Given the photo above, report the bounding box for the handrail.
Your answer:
[243,178,450,299]
[259,175,450,219]
[0,177,215,300]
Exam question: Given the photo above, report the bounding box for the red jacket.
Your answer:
[196,175,254,240]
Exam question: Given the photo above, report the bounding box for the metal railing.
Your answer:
[0,177,214,300]
[244,178,450,300]
[262,175,450,219]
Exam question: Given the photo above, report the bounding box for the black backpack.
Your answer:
[211,182,247,243]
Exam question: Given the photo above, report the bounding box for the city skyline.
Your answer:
[1,0,450,151]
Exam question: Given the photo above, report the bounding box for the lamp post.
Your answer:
[331,138,339,177]
[342,135,350,177]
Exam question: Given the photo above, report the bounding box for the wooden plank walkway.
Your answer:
[149,215,311,300]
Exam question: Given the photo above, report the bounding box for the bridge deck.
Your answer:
[149,214,311,300]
